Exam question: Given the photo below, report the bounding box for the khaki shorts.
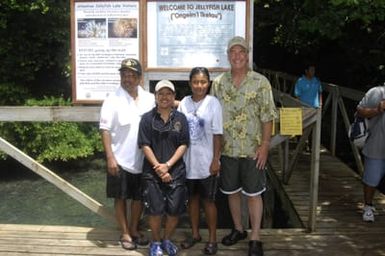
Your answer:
[219,156,266,196]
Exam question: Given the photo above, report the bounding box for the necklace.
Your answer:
[191,97,204,116]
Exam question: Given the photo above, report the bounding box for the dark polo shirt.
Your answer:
[138,107,190,181]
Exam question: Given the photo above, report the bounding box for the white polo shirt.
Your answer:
[178,95,223,179]
[100,86,155,173]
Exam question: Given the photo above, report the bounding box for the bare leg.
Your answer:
[364,184,376,205]
[228,192,243,231]
[248,195,263,241]
[148,215,162,241]
[203,199,217,243]
[129,199,143,237]
[188,194,201,239]
[163,215,179,240]
[115,199,131,240]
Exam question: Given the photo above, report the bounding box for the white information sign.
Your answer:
[73,1,139,102]
[147,1,246,68]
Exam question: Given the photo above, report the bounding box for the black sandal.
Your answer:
[203,242,218,255]
[180,236,202,249]
[132,234,149,246]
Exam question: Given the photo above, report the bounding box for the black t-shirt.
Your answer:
[138,107,190,181]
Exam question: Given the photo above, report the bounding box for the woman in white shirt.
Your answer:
[178,67,223,255]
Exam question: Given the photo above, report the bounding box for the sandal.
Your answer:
[180,236,202,249]
[203,242,218,255]
[120,235,137,250]
[132,234,149,246]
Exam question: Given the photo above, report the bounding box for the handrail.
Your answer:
[0,107,116,223]
[0,136,115,223]
[0,95,322,231]
[258,68,365,174]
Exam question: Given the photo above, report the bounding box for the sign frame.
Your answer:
[70,0,252,104]
[143,0,250,72]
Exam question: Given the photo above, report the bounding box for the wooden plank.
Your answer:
[1,225,385,255]
[0,137,115,223]
[0,106,100,122]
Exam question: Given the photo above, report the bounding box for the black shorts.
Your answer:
[106,167,142,200]
[220,156,266,196]
[142,176,187,216]
[186,175,218,201]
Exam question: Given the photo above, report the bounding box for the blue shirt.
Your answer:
[294,75,322,108]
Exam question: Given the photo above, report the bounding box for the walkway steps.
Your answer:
[269,148,385,255]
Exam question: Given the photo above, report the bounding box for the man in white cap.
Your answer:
[138,80,190,256]
[100,58,154,250]
[211,36,277,256]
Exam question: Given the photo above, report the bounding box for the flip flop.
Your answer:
[120,236,137,250]
[180,236,202,249]
[203,242,218,255]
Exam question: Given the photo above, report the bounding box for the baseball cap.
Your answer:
[119,58,142,75]
[155,80,175,93]
[227,36,249,52]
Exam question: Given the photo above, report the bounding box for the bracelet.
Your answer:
[166,161,171,168]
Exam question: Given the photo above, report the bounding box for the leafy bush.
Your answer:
[0,83,30,105]
[0,91,103,162]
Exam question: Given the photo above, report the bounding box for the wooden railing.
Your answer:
[0,107,116,224]
[0,86,323,231]
[258,68,365,175]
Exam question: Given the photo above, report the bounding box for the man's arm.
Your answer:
[357,100,385,119]
[101,129,119,176]
[254,120,273,170]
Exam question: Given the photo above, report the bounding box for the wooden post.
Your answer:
[330,86,338,156]
[337,97,364,174]
[308,108,322,232]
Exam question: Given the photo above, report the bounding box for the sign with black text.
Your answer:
[71,0,139,103]
[146,1,247,69]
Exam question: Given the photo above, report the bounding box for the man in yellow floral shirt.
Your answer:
[211,36,277,256]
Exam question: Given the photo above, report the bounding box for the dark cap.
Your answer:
[119,58,142,75]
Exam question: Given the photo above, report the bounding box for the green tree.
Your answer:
[0,95,103,162]
[0,0,70,96]
[254,0,385,87]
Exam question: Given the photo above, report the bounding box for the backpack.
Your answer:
[348,114,368,148]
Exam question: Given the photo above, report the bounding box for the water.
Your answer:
[0,157,295,229]
[0,157,115,228]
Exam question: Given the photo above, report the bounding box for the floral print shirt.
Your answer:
[211,71,277,158]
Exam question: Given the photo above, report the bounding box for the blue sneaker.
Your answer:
[161,240,178,256]
[149,242,163,256]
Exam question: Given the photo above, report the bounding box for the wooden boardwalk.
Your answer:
[1,150,385,255]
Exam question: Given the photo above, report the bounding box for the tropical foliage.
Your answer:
[1,0,385,162]
[0,92,103,162]
[0,0,70,96]
[254,0,385,88]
